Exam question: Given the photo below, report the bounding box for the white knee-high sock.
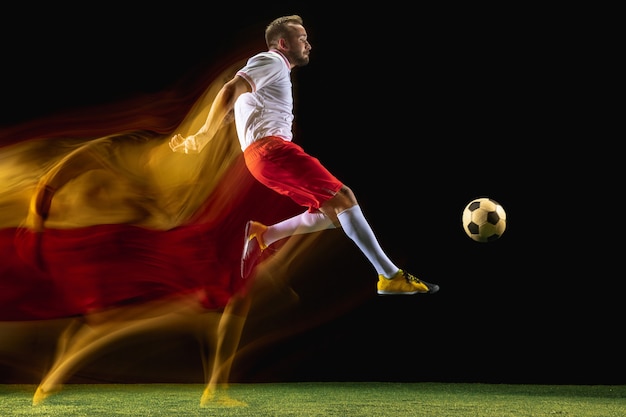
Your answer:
[263,211,336,247]
[337,205,399,278]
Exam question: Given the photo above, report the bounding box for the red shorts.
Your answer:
[243,136,343,211]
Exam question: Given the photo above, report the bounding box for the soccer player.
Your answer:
[170,15,439,296]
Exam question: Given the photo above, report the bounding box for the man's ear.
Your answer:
[277,38,288,50]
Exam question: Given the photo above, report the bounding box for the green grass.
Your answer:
[1,383,625,416]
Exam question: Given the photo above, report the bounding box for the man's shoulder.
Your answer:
[249,50,284,63]
[247,50,289,69]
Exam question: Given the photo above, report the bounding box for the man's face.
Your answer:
[284,24,311,67]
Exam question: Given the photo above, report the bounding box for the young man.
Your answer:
[170,15,439,296]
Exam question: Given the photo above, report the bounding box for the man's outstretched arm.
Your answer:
[169,75,251,153]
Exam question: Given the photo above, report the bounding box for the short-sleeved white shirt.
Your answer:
[234,50,294,150]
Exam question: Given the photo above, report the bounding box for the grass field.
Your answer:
[1,382,624,416]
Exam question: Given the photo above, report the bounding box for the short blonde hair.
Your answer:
[265,15,303,48]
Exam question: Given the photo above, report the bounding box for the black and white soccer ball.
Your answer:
[462,197,507,242]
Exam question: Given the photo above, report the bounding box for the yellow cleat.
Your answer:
[377,269,439,295]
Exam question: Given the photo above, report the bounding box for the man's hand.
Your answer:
[169,134,198,154]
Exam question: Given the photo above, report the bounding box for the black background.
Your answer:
[1,4,621,385]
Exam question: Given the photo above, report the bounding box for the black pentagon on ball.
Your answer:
[467,222,480,234]
[468,201,481,211]
[486,211,501,225]
[486,233,501,242]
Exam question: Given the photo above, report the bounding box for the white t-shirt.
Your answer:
[234,50,294,150]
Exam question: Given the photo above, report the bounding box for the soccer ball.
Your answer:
[462,197,507,242]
